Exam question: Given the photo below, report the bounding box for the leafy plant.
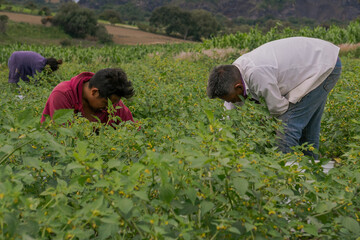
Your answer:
[0,24,360,239]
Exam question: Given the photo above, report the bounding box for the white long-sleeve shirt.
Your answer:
[227,37,340,116]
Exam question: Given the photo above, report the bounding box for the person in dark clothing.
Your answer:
[8,51,62,84]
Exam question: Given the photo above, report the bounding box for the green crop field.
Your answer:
[0,22,360,239]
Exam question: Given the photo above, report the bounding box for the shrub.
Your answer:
[0,15,9,33]
[60,39,72,47]
[52,2,98,38]
[38,6,51,16]
[99,9,122,24]
[41,16,52,25]
[149,7,220,41]
[24,1,36,11]
[137,22,157,33]
[190,9,220,41]
[95,24,113,44]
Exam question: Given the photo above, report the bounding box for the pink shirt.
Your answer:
[41,72,134,125]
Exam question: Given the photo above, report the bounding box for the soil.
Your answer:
[0,11,191,45]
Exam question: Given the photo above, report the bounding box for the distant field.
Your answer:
[0,11,190,45]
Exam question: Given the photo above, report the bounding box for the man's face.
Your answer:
[221,91,242,103]
[220,83,246,104]
[88,93,121,113]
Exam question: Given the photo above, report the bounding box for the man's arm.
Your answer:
[41,91,74,123]
[249,69,289,116]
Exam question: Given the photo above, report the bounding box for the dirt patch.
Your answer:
[1,11,43,25]
[173,48,247,61]
[0,11,191,45]
[339,43,360,52]
[105,25,191,45]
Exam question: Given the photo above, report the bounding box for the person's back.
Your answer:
[8,51,62,84]
[233,37,340,112]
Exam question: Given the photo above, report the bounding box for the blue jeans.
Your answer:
[277,57,342,158]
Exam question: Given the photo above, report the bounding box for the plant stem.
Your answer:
[210,230,219,240]
[0,140,32,165]
[224,167,234,209]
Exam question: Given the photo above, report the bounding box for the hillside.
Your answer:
[77,0,360,23]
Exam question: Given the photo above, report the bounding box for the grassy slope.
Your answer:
[0,21,69,45]
[0,21,113,47]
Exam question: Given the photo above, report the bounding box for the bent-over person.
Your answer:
[8,51,62,84]
[41,68,134,126]
[207,37,341,158]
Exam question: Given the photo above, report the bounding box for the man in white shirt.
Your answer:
[207,37,342,157]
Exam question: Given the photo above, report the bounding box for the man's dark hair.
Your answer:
[46,58,62,72]
[89,68,135,99]
[207,65,240,99]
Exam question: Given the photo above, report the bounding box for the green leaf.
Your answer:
[204,109,214,122]
[185,188,197,205]
[279,189,294,196]
[4,213,17,235]
[100,214,120,224]
[66,162,84,171]
[52,108,74,124]
[97,223,118,240]
[342,217,360,234]
[159,184,175,204]
[107,159,123,169]
[42,162,53,176]
[23,157,41,169]
[200,201,214,216]
[314,201,337,214]
[233,178,248,196]
[188,156,207,168]
[94,180,109,188]
[116,198,133,215]
[22,234,35,240]
[228,226,241,234]
[304,224,319,236]
[57,178,67,189]
[134,190,149,201]
[16,108,35,127]
[244,222,255,232]
[73,141,88,161]
[0,144,14,154]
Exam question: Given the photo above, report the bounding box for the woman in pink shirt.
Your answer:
[41,68,134,126]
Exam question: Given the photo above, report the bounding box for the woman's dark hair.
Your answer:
[89,68,135,99]
[45,58,62,72]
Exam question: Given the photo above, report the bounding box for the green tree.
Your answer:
[95,24,113,44]
[150,7,220,41]
[116,2,147,24]
[99,9,122,25]
[24,1,37,11]
[189,9,220,41]
[52,2,98,38]
[150,6,194,40]
[38,6,51,16]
